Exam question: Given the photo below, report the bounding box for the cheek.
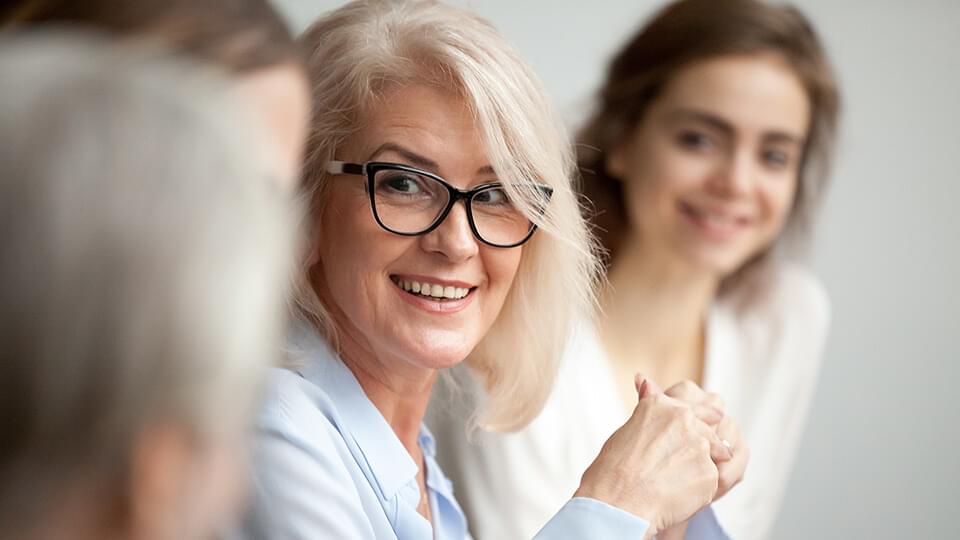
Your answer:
[316,188,385,276]
[481,247,522,308]
[760,177,799,230]
[623,152,698,233]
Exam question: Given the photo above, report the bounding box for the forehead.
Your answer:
[346,84,490,172]
[654,54,811,138]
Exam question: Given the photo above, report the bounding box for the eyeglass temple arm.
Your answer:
[326,161,365,176]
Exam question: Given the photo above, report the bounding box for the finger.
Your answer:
[635,373,664,399]
[691,418,733,462]
[664,379,705,403]
[714,417,741,449]
[716,442,750,499]
[701,392,725,414]
[692,404,724,426]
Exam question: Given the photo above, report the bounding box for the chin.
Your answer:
[398,327,479,370]
[679,244,751,277]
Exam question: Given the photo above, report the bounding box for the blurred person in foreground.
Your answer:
[232,1,745,539]
[2,0,310,188]
[431,0,841,538]
[0,35,296,540]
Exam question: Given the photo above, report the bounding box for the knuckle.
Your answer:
[696,437,711,455]
[671,379,698,399]
[705,391,725,410]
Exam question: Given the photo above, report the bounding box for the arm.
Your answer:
[535,497,651,539]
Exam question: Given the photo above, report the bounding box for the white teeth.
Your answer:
[394,278,471,299]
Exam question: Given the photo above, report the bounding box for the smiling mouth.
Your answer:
[390,276,476,301]
[679,202,751,232]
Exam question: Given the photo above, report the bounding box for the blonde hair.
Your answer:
[0,34,295,531]
[296,0,600,431]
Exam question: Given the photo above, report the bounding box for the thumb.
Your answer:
[635,373,664,400]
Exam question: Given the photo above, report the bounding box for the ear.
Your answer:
[128,423,193,540]
[305,243,321,270]
[604,139,628,180]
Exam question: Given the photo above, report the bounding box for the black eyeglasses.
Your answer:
[326,161,553,248]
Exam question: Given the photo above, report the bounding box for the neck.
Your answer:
[600,235,719,381]
[336,327,436,457]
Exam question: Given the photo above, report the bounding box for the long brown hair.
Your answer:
[2,0,301,74]
[579,0,840,294]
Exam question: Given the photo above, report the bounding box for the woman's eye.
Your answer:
[381,175,422,194]
[474,187,509,205]
[677,131,713,151]
[761,149,791,170]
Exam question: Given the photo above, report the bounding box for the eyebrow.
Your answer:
[367,142,496,176]
[666,108,805,146]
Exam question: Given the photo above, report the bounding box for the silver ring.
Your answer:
[721,439,732,450]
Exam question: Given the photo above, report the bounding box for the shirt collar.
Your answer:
[419,423,437,458]
[285,318,420,501]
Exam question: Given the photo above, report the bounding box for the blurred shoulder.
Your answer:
[727,262,829,331]
[769,262,831,333]
[719,263,831,374]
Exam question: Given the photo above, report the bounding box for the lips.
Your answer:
[679,201,751,240]
[390,275,476,301]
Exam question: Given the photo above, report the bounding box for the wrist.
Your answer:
[573,484,661,536]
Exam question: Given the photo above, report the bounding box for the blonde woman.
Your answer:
[235,1,746,539]
[0,35,295,540]
[431,0,841,538]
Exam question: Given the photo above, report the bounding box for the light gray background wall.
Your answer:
[273,1,960,538]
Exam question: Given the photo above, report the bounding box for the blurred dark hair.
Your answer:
[579,0,840,294]
[2,0,301,73]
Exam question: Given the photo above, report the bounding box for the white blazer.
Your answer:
[429,263,830,540]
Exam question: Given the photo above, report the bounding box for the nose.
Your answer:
[420,201,479,262]
[708,149,754,197]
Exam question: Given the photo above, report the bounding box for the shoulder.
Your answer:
[253,367,360,488]
[728,263,830,334]
[769,263,831,329]
[257,367,346,453]
[721,263,831,373]
[241,369,375,537]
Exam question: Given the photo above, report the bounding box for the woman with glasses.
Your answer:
[432,0,841,538]
[235,1,744,539]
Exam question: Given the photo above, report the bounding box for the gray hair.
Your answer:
[0,33,296,531]
[296,0,601,431]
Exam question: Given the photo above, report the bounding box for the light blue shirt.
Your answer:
[234,321,728,539]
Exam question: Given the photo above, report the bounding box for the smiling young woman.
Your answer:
[430,0,841,539]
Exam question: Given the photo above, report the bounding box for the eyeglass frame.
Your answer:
[326,160,553,248]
